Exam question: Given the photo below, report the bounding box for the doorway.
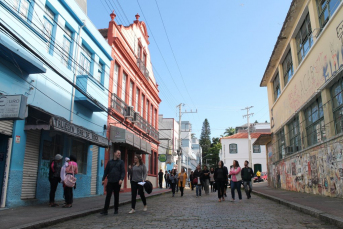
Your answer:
[254,164,262,175]
[0,134,9,201]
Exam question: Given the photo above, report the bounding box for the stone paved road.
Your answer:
[47,189,336,229]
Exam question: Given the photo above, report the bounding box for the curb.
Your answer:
[13,190,171,229]
[252,190,343,228]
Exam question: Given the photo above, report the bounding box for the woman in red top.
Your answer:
[63,155,78,208]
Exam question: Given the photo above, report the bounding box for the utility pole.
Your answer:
[242,106,254,168]
[176,103,197,174]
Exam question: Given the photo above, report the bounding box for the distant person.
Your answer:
[189,171,194,191]
[100,150,125,215]
[178,169,187,197]
[229,160,242,201]
[164,171,169,188]
[202,165,210,195]
[63,155,78,208]
[158,169,164,188]
[169,169,178,197]
[129,155,147,214]
[193,165,203,197]
[60,157,70,206]
[214,161,228,202]
[209,167,215,192]
[128,164,133,181]
[49,154,63,207]
[241,160,254,199]
[256,170,261,180]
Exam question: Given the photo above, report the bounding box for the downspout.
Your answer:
[70,20,86,123]
[1,138,13,208]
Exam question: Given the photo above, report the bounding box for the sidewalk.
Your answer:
[252,182,343,228]
[0,188,171,229]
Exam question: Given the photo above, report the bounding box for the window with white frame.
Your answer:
[135,88,139,112]
[150,105,153,124]
[43,6,55,52]
[253,145,261,153]
[121,72,127,101]
[113,63,119,95]
[61,26,72,68]
[273,73,281,102]
[296,13,313,64]
[305,98,325,147]
[79,45,92,75]
[229,144,237,154]
[282,50,294,85]
[129,81,133,106]
[317,0,341,29]
[95,62,103,83]
[146,100,149,121]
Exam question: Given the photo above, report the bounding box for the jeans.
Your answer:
[216,180,225,199]
[243,181,252,197]
[65,186,73,205]
[49,178,59,203]
[196,185,202,196]
[171,183,176,195]
[180,181,184,196]
[230,180,242,200]
[210,181,214,192]
[131,181,146,209]
[104,182,121,212]
[203,179,209,194]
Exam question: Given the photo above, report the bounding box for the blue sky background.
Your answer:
[87,0,292,140]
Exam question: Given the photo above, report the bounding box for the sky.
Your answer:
[87,0,292,140]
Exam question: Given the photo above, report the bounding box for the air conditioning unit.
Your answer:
[125,106,134,119]
[132,112,140,123]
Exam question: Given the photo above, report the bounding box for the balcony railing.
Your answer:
[137,58,149,81]
[134,112,159,141]
[111,93,128,116]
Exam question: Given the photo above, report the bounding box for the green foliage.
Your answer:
[223,127,235,137]
[206,138,222,169]
[199,119,211,158]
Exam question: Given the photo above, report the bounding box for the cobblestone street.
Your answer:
[47,189,336,229]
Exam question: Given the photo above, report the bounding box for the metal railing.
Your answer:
[111,93,128,116]
[134,112,159,141]
[136,58,149,81]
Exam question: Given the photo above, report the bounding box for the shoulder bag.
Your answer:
[64,163,77,188]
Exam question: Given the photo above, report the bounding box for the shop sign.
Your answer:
[51,117,109,147]
[0,95,27,120]
[158,154,167,162]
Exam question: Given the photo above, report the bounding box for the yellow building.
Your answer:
[260,0,343,197]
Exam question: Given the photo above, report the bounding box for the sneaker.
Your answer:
[143,206,147,211]
[128,209,135,214]
[100,211,108,215]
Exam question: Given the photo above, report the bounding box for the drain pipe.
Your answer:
[1,138,13,208]
[70,20,86,123]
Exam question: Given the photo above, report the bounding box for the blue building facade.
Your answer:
[0,0,112,207]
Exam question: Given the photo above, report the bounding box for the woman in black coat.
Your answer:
[214,160,228,202]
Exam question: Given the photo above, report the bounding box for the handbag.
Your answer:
[193,178,198,184]
[64,163,77,188]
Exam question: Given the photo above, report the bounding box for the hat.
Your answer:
[55,154,63,160]
[65,157,70,161]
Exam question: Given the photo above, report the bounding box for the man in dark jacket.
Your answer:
[100,150,125,215]
[158,169,164,188]
[241,160,254,199]
[193,165,203,197]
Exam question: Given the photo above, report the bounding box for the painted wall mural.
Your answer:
[268,137,343,198]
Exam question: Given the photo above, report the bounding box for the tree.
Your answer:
[206,137,221,168]
[254,120,258,123]
[223,127,235,137]
[199,119,211,159]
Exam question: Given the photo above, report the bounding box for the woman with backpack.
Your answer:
[229,160,242,201]
[63,155,78,208]
[129,155,147,214]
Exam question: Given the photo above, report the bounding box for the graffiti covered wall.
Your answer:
[268,137,343,197]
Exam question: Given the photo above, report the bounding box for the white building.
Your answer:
[191,137,202,170]
[158,115,179,174]
[220,132,269,173]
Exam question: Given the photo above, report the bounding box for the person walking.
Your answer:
[60,157,70,205]
[129,155,147,214]
[128,164,133,181]
[202,165,210,195]
[164,171,169,189]
[100,150,125,215]
[178,169,187,197]
[241,160,254,199]
[49,154,63,207]
[229,160,242,202]
[158,169,164,188]
[189,171,194,191]
[209,167,215,192]
[169,169,178,197]
[214,161,228,202]
[63,155,78,208]
[193,165,203,197]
